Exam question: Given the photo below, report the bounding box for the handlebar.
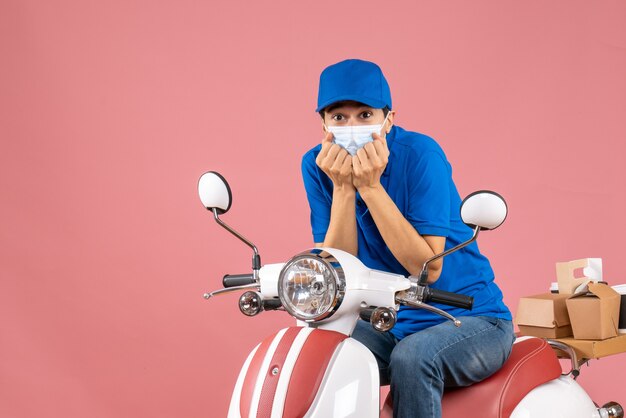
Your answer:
[423,287,473,310]
[223,273,256,288]
[263,299,283,311]
[359,306,376,322]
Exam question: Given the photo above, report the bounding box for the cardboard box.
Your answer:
[556,258,602,294]
[613,284,626,334]
[554,334,626,359]
[566,282,621,340]
[515,293,572,338]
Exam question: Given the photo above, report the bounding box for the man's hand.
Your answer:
[352,133,390,191]
[315,132,354,191]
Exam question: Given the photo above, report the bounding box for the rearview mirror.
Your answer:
[460,191,507,231]
[417,190,507,286]
[198,171,261,281]
[198,171,232,214]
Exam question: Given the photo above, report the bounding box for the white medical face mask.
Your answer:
[325,112,391,156]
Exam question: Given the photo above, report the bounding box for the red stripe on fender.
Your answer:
[255,327,302,418]
[240,333,274,418]
[282,329,348,418]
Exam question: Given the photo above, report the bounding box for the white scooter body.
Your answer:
[511,374,599,418]
[227,259,603,418]
[228,330,602,418]
[197,173,620,418]
[227,256,405,418]
[228,327,380,418]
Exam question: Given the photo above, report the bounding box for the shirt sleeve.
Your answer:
[405,150,451,237]
[301,150,331,243]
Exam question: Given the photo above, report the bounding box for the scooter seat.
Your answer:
[381,336,562,418]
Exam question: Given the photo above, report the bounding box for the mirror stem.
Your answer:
[212,209,261,280]
[417,226,481,286]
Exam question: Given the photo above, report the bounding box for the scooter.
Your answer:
[198,171,624,418]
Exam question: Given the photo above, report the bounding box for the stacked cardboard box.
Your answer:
[516,293,571,338]
[515,258,625,359]
[566,282,620,340]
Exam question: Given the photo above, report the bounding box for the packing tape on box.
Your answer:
[613,285,626,334]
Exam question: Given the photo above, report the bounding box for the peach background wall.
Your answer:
[1,1,625,417]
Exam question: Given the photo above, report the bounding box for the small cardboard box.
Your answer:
[515,293,572,338]
[555,334,626,359]
[566,282,621,340]
[556,258,602,294]
[613,284,626,334]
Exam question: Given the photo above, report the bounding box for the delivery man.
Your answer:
[301,59,515,418]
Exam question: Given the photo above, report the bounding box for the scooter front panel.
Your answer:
[227,343,260,418]
[282,328,349,417]
[256,327,303,417]
[240,328,289,418]
[303,337,380,418]
[228,327,352,418]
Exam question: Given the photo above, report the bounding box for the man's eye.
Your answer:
[360,112,372,118]
[332,114,344,121]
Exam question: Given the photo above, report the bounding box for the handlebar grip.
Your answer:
[222,274,255,288]
[424,288,474,310]
[359,306,376,323]
[263,299,282,311]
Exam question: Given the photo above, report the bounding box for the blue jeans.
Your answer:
[352,316,515,418]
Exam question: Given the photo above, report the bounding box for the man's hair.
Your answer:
[319,101,390,119]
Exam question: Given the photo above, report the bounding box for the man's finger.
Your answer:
[373,132,387,147]
[322,131,333,144]
[317,135,332,161]
[352,155,361,176]
[361,143,380,167]
[363,142,377,158]
[339,153,353,176]
[366,149,383,170]
[372,139,387,160]
[356,148,371,170]
[326,143,342,162]
[322,132,334,149]
[336,147,349,161]
[330,151,346,173]
[372,133,390,159]
[372,139,384,154]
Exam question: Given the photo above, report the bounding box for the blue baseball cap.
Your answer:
[316,59,392,113]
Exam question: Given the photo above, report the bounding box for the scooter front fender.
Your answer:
[228,326,379,418]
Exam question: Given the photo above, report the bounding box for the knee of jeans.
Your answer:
[389,342,434,377]
[351,319,370,341]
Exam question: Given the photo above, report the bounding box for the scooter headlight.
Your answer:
[278,249,345,322]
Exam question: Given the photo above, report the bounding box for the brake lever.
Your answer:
[396,296,462,327]
[203,283,260,300]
